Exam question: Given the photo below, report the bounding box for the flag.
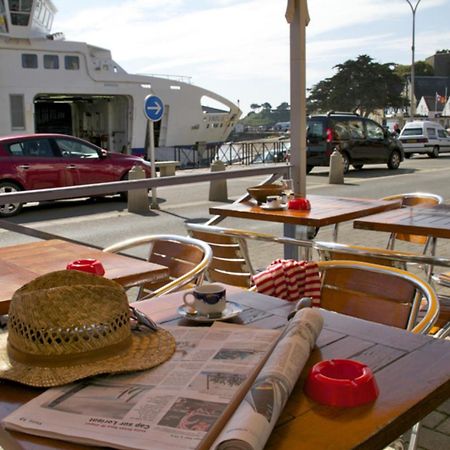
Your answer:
[436,92,445,105]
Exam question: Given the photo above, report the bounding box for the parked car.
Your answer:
[306,112,404,174]
[0,133,152,217]
[399,120,450,158]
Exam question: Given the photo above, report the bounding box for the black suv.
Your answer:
[306,112,404,173]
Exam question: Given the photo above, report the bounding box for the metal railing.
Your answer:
[172,141,290,168]
[0,165,291,204]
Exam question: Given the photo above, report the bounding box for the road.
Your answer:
[1,153,450,266]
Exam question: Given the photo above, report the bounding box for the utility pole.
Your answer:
[405,0,421,120]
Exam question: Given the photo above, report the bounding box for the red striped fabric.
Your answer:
[252,259,321,306]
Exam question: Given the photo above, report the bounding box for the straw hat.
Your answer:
[0,270,176,387]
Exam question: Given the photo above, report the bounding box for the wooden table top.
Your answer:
[1,286,449,450]
[209,195,401,227]
[0,239,169,315]
[354,204,450,239]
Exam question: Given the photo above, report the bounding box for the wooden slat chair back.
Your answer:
[103,235,212,300]
[381,193,443,247]
[317,260,439,334]
[186,226,253,288]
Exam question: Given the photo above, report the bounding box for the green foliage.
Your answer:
[395,61,434,78]
[308,55,405,117]
[240,102,290,127]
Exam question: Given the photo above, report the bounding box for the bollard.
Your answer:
[127,165,150,214]
[328,149,344,184]
[209,159,228,201]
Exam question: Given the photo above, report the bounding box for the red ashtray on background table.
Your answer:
[304,359,379,408]
[66,259,105,276]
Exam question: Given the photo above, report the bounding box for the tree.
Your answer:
[250,103,261,111]
[276,102,290,111]
[395,61,434,79]
[261,102,272,110]
[308,55,405,117]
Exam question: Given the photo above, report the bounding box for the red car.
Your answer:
[0,134,152,217]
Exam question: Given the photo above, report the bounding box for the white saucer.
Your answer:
[261,204,287,211]
[177,301,243,322]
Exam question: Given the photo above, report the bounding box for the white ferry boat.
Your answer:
[0,0,241,154]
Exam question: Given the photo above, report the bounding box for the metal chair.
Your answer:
[185,223,312,288]
[314,241,450,337]
[103,234,212,300]
[315,260,439,335]
[381,193,443,255]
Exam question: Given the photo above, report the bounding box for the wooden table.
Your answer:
[0,239,169,315]
[1,287,449,450]
[354,204,450,240]
[210,194,401,258]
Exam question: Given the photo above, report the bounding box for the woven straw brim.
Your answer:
[0,327,175,387]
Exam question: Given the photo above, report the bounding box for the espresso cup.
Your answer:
[266,195,282,209]
[183,284,226,316]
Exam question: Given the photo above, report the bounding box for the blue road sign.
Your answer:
[144,95,164,122]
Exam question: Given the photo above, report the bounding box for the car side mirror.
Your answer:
[100,149,108,158]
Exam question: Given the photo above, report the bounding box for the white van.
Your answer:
[399,120,450,158]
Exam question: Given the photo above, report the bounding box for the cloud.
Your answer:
[53,0,447,114]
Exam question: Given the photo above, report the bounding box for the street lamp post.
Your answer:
[405,0,421,119]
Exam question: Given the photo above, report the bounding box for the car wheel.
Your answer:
[0,181,23,217]
[387,150,401,170]
[352,164,364,170]
[341,152,350,174]
[427,146,439,158]
[306,165,313,174]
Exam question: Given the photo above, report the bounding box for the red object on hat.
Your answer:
[66,259,105,276]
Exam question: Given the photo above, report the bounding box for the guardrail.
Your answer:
[0,165,291,204]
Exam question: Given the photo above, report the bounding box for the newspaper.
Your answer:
[212,308,323,450]
[2,309,323,450]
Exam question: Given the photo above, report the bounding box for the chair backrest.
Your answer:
[186,223,254,288]
[314,241,409,269]
[381,193,443,246]
[317,260,439,334]
[103,234,212,300]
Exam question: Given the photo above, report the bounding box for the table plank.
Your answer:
[354,205,450,239]
[0,239,169,313]
[209,195,401,227]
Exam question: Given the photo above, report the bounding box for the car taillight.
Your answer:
[326,128,333,143]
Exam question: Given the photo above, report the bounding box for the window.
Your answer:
[438,129,448,138]
[401,128,423,136]
[0,0,8,33]
[8,142,25,156]
[64,55,79,70]
[427,128,437,138]
[22,53,37,68]
[307,120,324,140]
[23,139,53,157]
[9,94,25,129]
[55,138,99,158]
[348,120,364,139]
[44,54,59,69]
[331,120,350,140]
[365,120,384,140]
[9,0,32,26]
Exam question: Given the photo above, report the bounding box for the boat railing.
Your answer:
[137,73,193,84]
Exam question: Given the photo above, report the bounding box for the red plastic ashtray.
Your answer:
[66,259,105,276]
[304,359,379,408]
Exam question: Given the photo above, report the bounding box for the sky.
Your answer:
[52,0,450,116]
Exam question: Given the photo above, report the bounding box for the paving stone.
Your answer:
[421,411,447,429]
[436,417,450,434]
[413,427,449,450]
[436,398,450,415]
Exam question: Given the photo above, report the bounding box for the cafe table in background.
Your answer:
[0,239,169,315]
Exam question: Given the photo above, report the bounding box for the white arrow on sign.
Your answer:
[146,103,162,114]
